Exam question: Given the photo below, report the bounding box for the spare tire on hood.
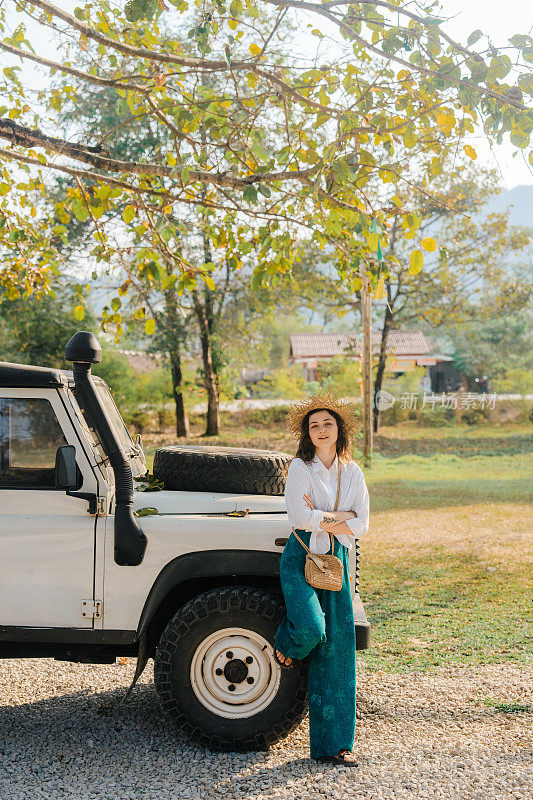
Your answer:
[152,445,293,495]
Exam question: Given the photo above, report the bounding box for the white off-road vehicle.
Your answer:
[0,331,370,751]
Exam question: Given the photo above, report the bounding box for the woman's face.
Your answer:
[307,409,338,449]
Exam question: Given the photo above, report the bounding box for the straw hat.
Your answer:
[286,391,360,439]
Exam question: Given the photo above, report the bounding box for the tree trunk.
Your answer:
[169,346,189,437]
[360,263,373,459]
[193,290,220,436]
[163,265,189,438]
[196,226,220,436]
[373,294,394,434]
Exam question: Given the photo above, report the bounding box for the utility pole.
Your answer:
[359,262,373,461]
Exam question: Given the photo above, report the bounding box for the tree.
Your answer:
[447,307,532,387]
[1,0,531,313]
[370,166,531,430]
[270,164,531,429]
[0,280,95,365]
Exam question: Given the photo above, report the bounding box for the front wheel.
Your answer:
[154,586,308,751]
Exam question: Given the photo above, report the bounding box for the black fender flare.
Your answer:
[136,549,282,640]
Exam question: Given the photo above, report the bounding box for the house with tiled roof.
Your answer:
[289,329,457,390]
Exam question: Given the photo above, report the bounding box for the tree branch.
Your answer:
[0,119,322,186]
[0,40,143,92]
[263,0,528,110]
[20,0,361,121]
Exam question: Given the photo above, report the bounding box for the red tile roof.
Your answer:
[290,330,435,359]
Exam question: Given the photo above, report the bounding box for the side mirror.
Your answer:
[54,445,78,490]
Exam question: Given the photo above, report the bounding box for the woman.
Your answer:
[273,392,370,766]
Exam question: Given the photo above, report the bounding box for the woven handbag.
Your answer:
[291,458,343,592]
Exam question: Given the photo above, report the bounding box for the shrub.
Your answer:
[254,366,306,398]
[125,409,156,433]
[316,356,361,396]
[491,367,533,395]
[242,405,292,427]
[460,405,490,425]
[157,404,175,431]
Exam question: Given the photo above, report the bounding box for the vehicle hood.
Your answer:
[132,489,287,515]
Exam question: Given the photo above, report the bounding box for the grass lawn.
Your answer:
[141,413,532,674]
[359,501,532,673]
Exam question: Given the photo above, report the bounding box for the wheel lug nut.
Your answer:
[247,677,254,684]
[245,656,253,664]
[228,684,236,691]
[215,668,223,676]
[226,651,233,659]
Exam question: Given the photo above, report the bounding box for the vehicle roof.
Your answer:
[0,361,74,389]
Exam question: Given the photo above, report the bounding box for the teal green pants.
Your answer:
[274,529,356,759]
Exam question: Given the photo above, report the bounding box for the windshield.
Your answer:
[93,378,135,452]
[92,379,147,476]
[70,376,147,478]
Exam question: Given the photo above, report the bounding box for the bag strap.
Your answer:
[292,528,335,559]
[333,457,341,511]
[291,527,310,553]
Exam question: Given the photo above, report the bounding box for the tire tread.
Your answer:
[154,586,308,751]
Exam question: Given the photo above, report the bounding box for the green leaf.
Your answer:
[467,30,483,46]
[253,142,270,162]
[74,305,85,321]
[409,249,423,274]
[123,205,136,223]
[72,200,89,222]
[145,318,156,335]
[403,129,417,149]
[115,99,128,116]
[509,34,532,48]
[230,0,243,17]
[487,55,512,82]
[143,261,160,281]
[518,74,533,96]
[510,129,529,149]
[243,185,258,203]
[205,275,215,290]
[161,274,177,291]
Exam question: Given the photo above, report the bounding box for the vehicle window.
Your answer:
[94,380,135,451]
[0,398,68,488]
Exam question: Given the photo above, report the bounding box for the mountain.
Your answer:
[483,185,533,230]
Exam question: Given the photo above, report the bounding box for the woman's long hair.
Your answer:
[295,407,351,464]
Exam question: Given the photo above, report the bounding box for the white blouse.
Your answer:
[284,454,370,554]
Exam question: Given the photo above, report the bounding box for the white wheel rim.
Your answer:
[190,627,282,719]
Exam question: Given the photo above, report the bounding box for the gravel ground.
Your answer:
[0,659,531,800]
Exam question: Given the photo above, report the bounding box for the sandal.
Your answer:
[273,648,294,670]
[317,749,359,767]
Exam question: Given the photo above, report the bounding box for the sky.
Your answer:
[2,0,532,190]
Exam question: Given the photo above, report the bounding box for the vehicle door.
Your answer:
[0,388,98,628]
